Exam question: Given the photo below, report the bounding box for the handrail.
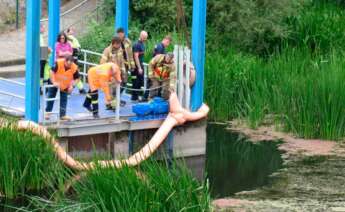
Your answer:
[64,4,101,31]
[77,48,194,100]
[0,77,25,86]
[0,91,24,100]
[0,79,25,115]
[40,0,90,22]
[79,60,98,67]
[0,91,25,114]
[80,49,102,57]
[0,104,24,113]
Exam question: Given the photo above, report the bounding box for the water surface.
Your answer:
[204,124,283,198]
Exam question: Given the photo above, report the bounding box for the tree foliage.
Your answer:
[207,0,304,55]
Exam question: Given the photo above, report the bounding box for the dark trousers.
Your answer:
[45,87,68,117]
[72,48,80,63]
[83,90,99,115]
[40,60,46,79]
[131,68,149,100]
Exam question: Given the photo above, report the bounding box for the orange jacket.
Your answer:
[52,59,78,91]
[88,63,121,101]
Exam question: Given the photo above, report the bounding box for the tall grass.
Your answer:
[206,47,345,140]
[288,0,345,52]
[0,123,70,199]
[29,160,210,212]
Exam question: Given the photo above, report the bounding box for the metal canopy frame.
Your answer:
[25,0,207,122]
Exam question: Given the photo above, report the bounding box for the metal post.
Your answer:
[143,64,147,91]
[115,0,129,36]
[128,131,134,155]
[16,0,19,29]
[191,0,207,111]
[57,87,60,125]
[178,46,184,104]
[25,0,41,122]
[185,47,191,109]
[48,0,60,66]
[42,84,46,125]
[173,45,179,97]
[165,131,174,168]
[116,83,121,120]
[83,51,87,83]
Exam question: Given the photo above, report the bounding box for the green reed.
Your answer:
[29,160,210,212]
[0,123,70,199]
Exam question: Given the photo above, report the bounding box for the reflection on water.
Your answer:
[186,124,284,198]
[204,124,283,198]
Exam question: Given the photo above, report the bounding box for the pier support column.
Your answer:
[166,131,174,167]
[48,0,60,66]
[25,0,41,122]
[191,0,207,111]
[128,131,134,155]
[115,0,129,36]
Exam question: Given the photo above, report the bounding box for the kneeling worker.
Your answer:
[45,55,80,121]
[83,62,122,118]
[148,53,175,100]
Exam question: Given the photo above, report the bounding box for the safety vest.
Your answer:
[67,35,81,49]
[88,63,122,89]
[88,63,121,101]
[122,39,135,70]
[101,45,126,71]
[153,56,171,80]
[54,59,78,90]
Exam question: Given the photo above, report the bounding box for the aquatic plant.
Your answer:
[288,0,345,52]
[205,47,345,140]
[29,160,210,212]
[0,123,70,199]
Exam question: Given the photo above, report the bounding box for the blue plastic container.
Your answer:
[132,97,169,117]
[151,98,169,114]
[132,103,152,116]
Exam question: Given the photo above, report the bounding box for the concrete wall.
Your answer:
[61,119,207,160]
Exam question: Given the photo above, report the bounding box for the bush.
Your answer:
[207,0,302,55]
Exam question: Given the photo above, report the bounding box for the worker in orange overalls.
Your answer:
[45,55,80,121]
[83,62,122,118]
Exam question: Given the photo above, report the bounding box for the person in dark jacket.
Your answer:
[152,35,172,57]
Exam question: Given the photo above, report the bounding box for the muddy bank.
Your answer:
[213,120,345,211]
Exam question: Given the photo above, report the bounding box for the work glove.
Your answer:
[111,99,117,108]
[106,104,115,111]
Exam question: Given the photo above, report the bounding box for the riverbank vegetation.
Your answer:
[80,0,345,140]
[0,122,68,199]
[29,161,210,211]
[0,123,210,211]
[205,0,345,140]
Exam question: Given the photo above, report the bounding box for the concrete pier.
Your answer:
[55,118,207,160]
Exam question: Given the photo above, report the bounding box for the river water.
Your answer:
[190,124,284,198]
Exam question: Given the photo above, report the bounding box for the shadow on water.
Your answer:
[205,124,283,198]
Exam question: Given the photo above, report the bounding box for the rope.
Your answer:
[120,84,168,92]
